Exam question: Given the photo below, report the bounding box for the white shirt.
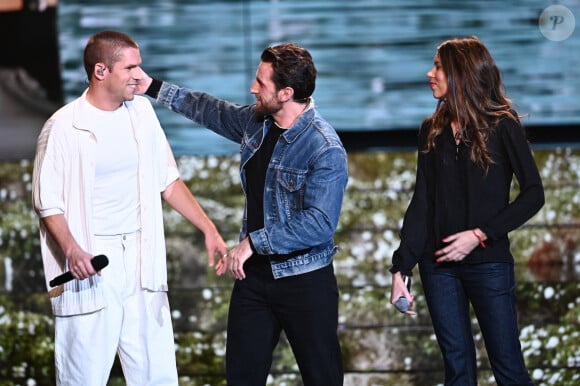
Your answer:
[32,90,180,316]
[90,104,140,235]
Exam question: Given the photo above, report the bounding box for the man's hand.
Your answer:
[203,229,228,268]
[161,178,230,275]
[40,214,99,280]
[66,248,97,280]
[135,68,153,94]
[217,237,253,280]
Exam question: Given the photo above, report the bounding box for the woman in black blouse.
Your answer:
[389,36,544,386]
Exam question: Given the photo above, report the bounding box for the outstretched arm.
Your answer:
[162,178,228,268]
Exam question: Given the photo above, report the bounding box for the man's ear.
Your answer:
[279,86,294,102]
[95,63,106,78]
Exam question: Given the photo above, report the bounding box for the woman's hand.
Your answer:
[434,228,486,263]
[390,271,416,316]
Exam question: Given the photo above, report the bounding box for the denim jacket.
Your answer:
[156,82,348,278]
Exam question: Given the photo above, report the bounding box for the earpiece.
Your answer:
[97,69,104,76]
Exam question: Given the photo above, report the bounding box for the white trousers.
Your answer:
[54,231,178,386]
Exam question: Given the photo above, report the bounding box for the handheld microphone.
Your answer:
[49,254,109,287]
[394,274,412,314]
[394,296,411,313]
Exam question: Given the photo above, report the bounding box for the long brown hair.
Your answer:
[424,36,518,171]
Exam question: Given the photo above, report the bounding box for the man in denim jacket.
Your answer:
[139,43,347,385]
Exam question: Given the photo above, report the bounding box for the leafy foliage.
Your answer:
[0,149,578,385]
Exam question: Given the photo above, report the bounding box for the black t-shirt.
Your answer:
[243,122,284,273]
[245,122,284,233]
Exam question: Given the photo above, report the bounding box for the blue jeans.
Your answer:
[419,262,534,386]
[225,260,343,386]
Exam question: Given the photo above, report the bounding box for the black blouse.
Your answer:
[390,116,545,276]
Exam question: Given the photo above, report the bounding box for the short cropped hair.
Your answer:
[83,30,139,80]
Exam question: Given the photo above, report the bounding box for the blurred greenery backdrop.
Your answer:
[1,148,578,386]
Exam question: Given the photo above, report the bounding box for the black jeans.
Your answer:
[225,260,343,386]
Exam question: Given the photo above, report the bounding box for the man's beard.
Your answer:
[254,97,282,116]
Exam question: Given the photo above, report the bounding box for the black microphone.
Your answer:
[49,255,109,287]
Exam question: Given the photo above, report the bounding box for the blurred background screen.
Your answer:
[57,0,579,155]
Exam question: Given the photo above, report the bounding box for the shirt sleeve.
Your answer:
[155,81,255,145]
[33,116,67,218]
[390,124,429,276]
[145,78,162,99]
[479,117,545,239]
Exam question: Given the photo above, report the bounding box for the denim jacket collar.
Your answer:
[266,98,315,144]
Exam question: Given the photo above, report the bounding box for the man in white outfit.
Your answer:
[32,30,228,386]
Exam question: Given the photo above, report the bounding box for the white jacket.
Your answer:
[32,91,180,316]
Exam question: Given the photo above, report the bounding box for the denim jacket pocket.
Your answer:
[276,168,307,215]
[276,168,306,191]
